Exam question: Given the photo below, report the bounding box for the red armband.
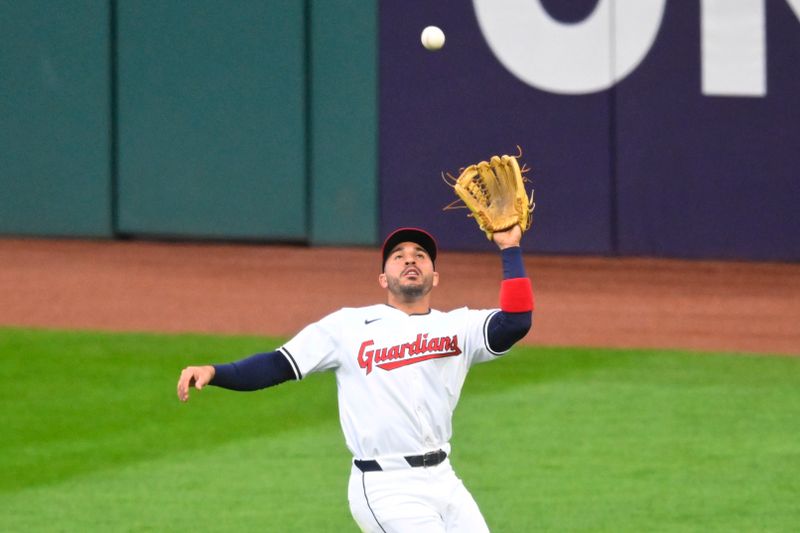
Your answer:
[500,278,534,312]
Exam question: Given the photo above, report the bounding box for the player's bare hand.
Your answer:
[177,365,215,402]
[492,224,523,249]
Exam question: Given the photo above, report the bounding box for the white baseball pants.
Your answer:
[347,458,490,532]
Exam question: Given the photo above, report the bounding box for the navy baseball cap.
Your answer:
[381,227,438,271]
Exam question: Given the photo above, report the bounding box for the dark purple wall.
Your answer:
[615,1,800,260]
[379,1,800,261]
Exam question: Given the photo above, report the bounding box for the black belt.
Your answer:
[354,450,447,472]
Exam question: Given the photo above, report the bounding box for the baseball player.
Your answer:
[177,225,533,532]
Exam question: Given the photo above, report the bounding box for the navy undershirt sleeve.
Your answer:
[487,311,531,353]
[211,351,295,391]
[501,246,526,278]
[487,246,532,353]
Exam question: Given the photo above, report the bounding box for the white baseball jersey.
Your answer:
[279,303,506,459]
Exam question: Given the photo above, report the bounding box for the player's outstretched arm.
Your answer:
[177,365,216,402]
[177,351,297,403]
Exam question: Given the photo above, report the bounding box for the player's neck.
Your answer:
[386,294,432,315]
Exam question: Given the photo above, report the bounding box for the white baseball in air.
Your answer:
[421,26,445,51]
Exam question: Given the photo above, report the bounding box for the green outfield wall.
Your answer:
[0,1,113,237]
[0,0,378,245]
[309,0,378,245]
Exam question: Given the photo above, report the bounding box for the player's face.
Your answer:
[379,242,438,299]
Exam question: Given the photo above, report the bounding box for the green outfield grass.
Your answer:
[1,327,798,532]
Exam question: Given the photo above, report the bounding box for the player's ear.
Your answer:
[432,271,439,287]
[378,273,388,289]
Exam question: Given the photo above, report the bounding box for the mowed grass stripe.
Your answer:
[457,351,800,532]
[1,428,353,532]
[1,328,799,532]
[0,328,341,492]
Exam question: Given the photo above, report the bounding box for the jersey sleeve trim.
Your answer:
[483,310,512,356]
[278,347,303,380]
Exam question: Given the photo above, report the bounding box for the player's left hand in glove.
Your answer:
[443,147,535,240]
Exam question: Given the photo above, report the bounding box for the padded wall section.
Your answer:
[0,1,112,237]
[116,0,307,240]
[615,1,800,260]
[309,0,379,246]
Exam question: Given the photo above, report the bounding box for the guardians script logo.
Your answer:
[357,333,461,375]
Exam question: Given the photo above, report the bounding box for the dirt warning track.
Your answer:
[1,238,798,356]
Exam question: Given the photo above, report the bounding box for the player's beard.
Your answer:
[386,273,434,300]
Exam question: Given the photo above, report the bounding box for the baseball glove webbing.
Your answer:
[443,146,535,240]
